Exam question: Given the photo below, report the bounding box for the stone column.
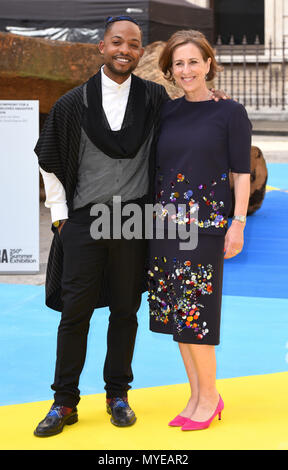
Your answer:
[284,0,288,43]
[265,0,285,55]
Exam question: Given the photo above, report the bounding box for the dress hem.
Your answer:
[149,325,220,345]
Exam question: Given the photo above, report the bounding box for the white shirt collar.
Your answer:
[101,65,131,91]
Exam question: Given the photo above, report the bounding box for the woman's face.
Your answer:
[171,42,211,94]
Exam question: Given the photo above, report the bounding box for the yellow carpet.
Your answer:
[0,372,287,451]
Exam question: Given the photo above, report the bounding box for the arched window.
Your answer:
[213,0,264,44]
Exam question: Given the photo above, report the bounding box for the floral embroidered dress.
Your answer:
[148,97,251,345]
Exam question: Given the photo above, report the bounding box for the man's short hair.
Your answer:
[104,15,143,39]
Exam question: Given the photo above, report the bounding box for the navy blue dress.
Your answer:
[148,98,252,345]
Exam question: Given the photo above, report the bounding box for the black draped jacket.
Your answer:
[34,73,169,312]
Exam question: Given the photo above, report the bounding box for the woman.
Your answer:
[147,30,251,431]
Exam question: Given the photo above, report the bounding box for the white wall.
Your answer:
[186,0,210,8]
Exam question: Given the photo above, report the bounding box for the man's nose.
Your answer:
[118,43,130,55]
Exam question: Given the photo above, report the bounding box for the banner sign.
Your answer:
[0,101,39,273]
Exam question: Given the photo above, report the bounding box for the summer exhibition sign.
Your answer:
[0,100,39,273]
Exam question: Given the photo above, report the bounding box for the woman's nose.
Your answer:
[182,63,191,74]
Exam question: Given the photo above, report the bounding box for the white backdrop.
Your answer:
[0,100,39,273]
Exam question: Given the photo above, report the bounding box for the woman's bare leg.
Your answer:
[177,342,199,417]
[186,344,219,422]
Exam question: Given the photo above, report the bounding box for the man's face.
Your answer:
[98,21,144,83]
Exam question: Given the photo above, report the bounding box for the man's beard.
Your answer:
[105,59,137,78]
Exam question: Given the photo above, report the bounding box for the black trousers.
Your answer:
[51,207,147,408]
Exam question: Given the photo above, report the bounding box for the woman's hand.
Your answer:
[224,173,250,259]
[224,221,244,259]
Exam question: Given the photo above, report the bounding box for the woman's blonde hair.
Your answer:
[159,29,220,82]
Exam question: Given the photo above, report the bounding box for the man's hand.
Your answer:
[209,88,230,102]
[58,220,67,235]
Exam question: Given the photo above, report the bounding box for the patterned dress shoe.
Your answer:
[34,405,78,437]
[106,398,136,427]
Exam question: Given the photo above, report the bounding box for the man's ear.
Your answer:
[98,40,105,55]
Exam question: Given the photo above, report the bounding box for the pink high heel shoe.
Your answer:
[181,395,224,431]
[168,415,189,427]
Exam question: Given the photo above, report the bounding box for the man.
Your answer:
[34,16,225,437]
[34,16,169,437]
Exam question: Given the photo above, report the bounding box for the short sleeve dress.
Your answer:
[148,97,252,345]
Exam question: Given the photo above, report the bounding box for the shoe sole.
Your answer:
[34,413,78,437]
[110,416,137,427]
[107,406,137,427]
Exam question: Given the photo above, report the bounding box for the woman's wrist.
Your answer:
[231,219,245,231]
[232,215,246,224]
